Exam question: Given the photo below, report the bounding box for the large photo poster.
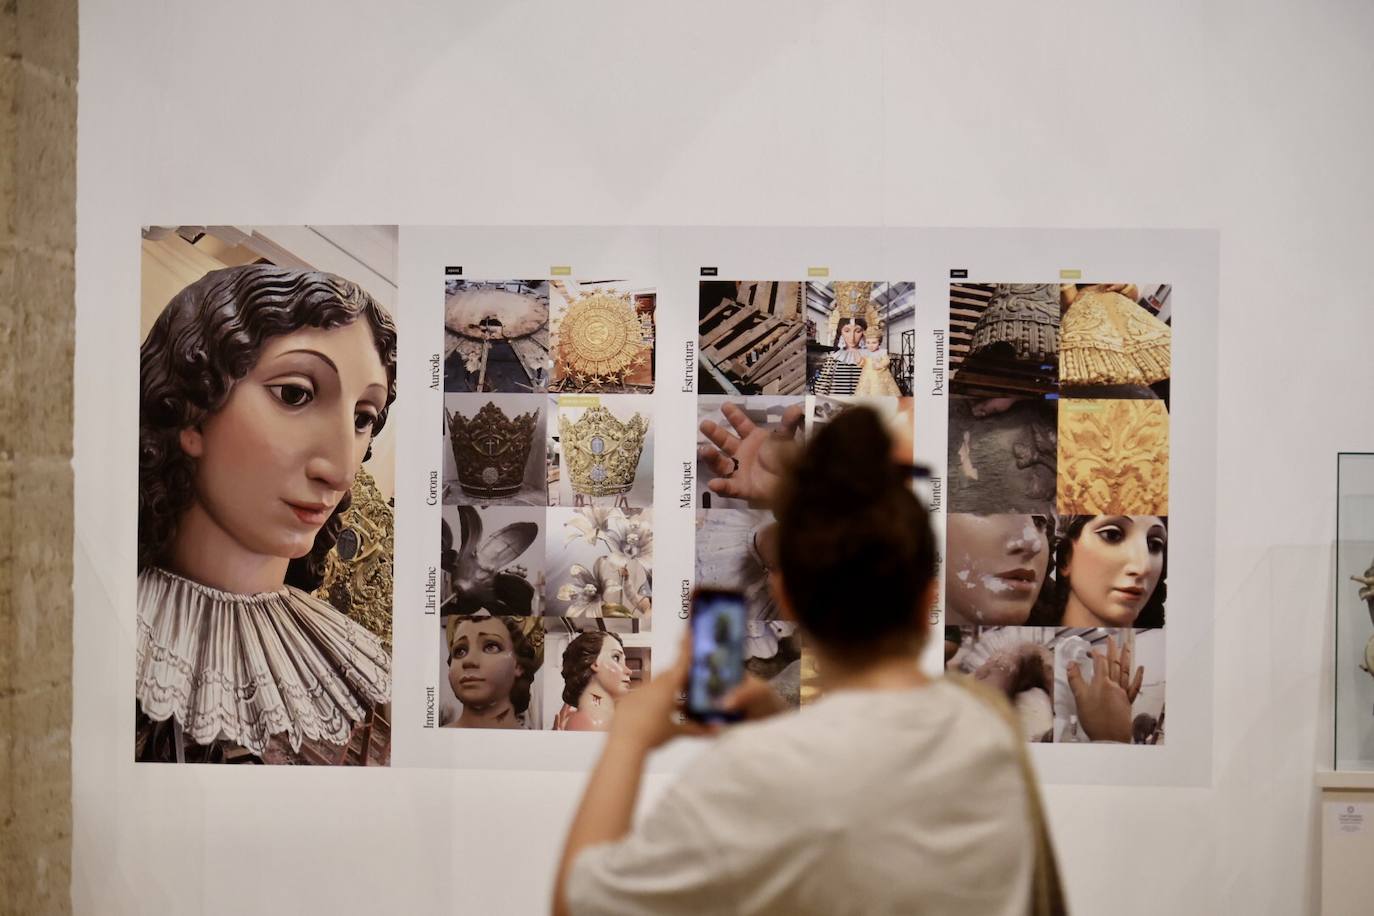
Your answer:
[436,272,657,734]
[124,227,1214,782]
[694,278,916,707]
[944,281,1172,745]
[136,226,398,765]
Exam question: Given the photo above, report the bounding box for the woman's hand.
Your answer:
[1067,635,1142,743]
[698,402,804,508]
[606,642,707,754]
[719,673,788,722]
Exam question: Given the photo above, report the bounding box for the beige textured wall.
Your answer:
[0,1,77,914]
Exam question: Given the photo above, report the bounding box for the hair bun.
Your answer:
[793,406,900,506]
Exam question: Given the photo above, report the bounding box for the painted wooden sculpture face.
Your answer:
[1060,515,1166,628]
[176,320,388,583]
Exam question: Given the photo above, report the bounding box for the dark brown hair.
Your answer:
[774,406,935,659]
[138,264,398,589]
[561,630,625,707]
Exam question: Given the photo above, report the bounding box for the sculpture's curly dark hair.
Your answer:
[138,264,397,590]
[446,615,544,715]
[560,630,625,707]
[1048,515,1167,628]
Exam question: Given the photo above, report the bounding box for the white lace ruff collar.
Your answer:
[135,566,391,755]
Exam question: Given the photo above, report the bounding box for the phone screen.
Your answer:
[687,588,747,722]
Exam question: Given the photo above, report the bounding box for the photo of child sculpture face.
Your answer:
[136,264,398,763]
[446,615,544,729]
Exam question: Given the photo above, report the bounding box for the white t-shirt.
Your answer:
[568,678,1033,916]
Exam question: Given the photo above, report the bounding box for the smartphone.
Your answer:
[686,588,748,723]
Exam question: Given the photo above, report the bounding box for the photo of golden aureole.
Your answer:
[555,290,647,386]
[1057,398,1169,515]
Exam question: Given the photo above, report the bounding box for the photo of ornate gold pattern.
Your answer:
[698,281,807,395]
[443,393,546,506]
[549,280,655,392]
[949,283,1060,398]
[1057,398,1169,516]
[440,505,545,617]
[544,507,653,627]
[444,279,549,393]
[138,225,396,766]
[1059,282,1171,400]
[806,281,915,397]
[947,396,1058,516]
[550,395,653,508]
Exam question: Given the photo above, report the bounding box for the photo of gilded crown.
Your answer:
[825,281,884,344]
[449,402,538,499]
[554,290,647,387]
[558,406,649,497]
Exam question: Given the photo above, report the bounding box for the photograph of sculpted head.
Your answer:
[443,278,549,393]
[544,507,652,625]
[1059,282,1170,400]
[1042,515,1167,629]
[945,514,1054,627]
[549,395,653,509]
[136,225,397,765]
[549,279,656,393]
[542,625,651,731]
[698,280,807,396]
[695,396,805,510]
[439,614,545,729]
[444,393,546,506]
[440,505,544,617]
[949,283,1060,398]
[946,626,1164,744]
[947,396,1057,515]
[806,281,915,397]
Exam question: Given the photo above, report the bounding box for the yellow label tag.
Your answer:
[559,394,601,408]
[551,265,572,276]
[1063,400,1103,413]
[807,267,829,278]
[1059,269,1082,280]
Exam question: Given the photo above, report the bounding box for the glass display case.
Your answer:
[1336,452,1374,770]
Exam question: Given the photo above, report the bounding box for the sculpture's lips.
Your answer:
[284,501,334,526]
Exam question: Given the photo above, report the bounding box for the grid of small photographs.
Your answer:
[695,279,916,709]
[439,275,656,731]
[945,281,1171,744]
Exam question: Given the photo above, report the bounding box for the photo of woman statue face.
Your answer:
[1061,515,1166,628]
[448,618,521,708]
[591,636,632,697]
[838,319,865,351]
[175,321,388,574]
[945,514,1050,625]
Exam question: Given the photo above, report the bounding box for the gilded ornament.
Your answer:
[316,466,394,651]
[559,406,648,497]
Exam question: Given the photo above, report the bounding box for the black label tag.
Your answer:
[445,266,463,276]
[700,267,718,277]
[949,269,968,279]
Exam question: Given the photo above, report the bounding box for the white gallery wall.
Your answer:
[74,1,1374,913]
